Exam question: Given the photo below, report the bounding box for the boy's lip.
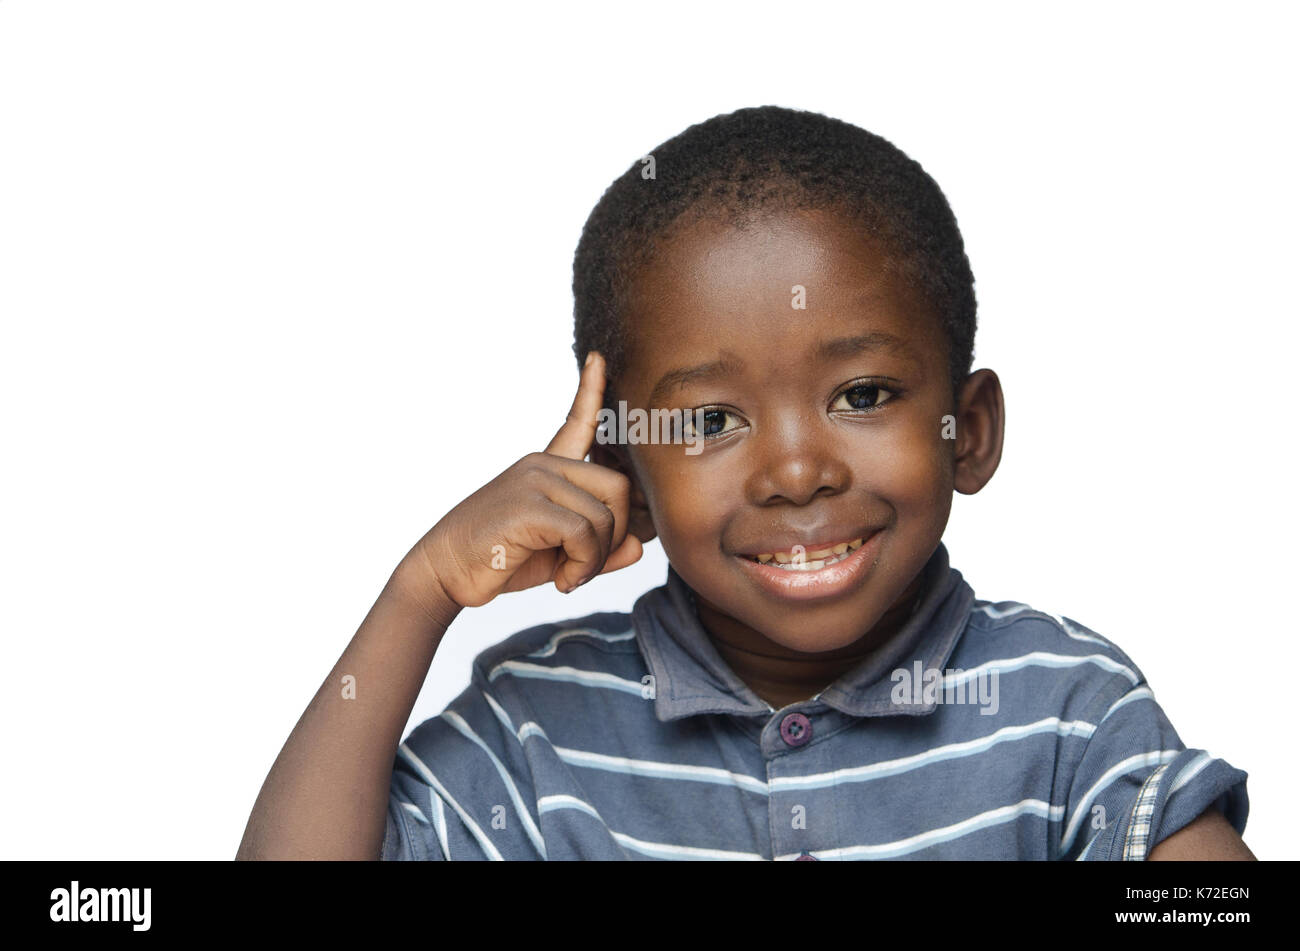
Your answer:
[734,528,884,601]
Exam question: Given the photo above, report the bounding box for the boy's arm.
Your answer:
[1056,659,1250,862]
[1146,806,1257,860]
[236,352,643,861]
[235,559,460,861]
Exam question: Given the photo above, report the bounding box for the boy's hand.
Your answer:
[400,352,647,612]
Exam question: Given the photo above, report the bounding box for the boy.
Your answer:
[237,106,1252,860]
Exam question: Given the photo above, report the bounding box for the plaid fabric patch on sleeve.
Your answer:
[1122,763,1170,861]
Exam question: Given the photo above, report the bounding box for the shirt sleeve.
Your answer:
[379,659,546,861]
[1058,677,1249,861]
[380,765,455,861]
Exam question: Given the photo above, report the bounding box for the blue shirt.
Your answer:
[381,543,1248,860]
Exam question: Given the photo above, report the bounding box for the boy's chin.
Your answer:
[737,605,893,655]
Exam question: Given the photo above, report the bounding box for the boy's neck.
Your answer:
[695,573,928,711]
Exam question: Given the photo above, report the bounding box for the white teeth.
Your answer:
[749,536,866,569]
[773,557,830,572]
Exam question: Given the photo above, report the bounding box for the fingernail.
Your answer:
[584,351,595,368]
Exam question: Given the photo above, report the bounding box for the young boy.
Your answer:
[237,106,1252,861]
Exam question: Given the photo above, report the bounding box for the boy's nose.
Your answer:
[745,431,851,507]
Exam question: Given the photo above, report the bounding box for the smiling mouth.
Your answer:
[742,536,868,571]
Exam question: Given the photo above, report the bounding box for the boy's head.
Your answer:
[575,105,977,408]
[573,106,1004,656]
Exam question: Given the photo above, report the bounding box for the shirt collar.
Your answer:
[631,542,974,722]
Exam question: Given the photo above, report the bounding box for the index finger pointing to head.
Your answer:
[545,351,607,460]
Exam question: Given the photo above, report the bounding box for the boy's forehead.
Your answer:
[621,207,946,386]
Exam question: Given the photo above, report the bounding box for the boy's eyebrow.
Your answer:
[648,333,920,403]
[648,353,745,404]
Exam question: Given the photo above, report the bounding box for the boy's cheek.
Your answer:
[858,419,955,507]
[633,460,721,544]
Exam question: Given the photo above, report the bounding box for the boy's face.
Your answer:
[601,206,987,654]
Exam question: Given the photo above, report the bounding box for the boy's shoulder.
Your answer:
[964,597,1140,664]
[954,594,1153,711]
[466,607,644,684]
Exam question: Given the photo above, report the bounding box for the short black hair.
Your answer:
[572,105,977,407]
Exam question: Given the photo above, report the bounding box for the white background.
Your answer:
[2,1,1294,859]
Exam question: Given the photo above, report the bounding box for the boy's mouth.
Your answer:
[734,528,885,601]
[741,536,868,572]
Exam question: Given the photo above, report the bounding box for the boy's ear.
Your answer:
[589,443,658,544]
[952,368,1005,495]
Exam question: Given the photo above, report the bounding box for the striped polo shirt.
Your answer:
[381,543,1249,860]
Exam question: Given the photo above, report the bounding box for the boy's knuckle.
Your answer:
[519,452,550,477]
[573,517,599,545]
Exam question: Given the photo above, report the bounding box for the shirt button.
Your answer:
[796,851,819,861]
[779,712,812,747]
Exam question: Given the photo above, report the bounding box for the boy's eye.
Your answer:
[683,408,741,439]
[678,384,896,443]
[832,383,895,411]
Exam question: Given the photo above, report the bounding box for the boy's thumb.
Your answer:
[600,534,644,575]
